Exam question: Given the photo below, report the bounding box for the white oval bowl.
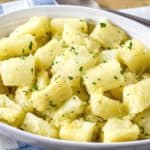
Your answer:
[0,5,150,150]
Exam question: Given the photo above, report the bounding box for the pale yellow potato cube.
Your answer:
[90,20,128,49]
[1,56,35,86]
[0,94,25,126]
[60,120,96,142]
[119,39,150,72]
[34,38,65,69]
[102,118,139,142]
[62,24,100,52]
[0,34,37,60]
[134,108,150,139]
[36,70,50,90]
[53,96,85,127]
[83,60,125,94]
[99,49,120,63]
[15,86,33,112]
[110,72,138,100]
[51,18,88,35]
[51,45,99,90]
[123,78,150,114]
[10,16,51,39]
[90,93,127,119]
[30,75,72,112]
[22,113,58,138]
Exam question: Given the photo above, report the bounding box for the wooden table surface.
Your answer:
[96,0,150,9]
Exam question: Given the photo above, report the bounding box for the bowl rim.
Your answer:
[0,5,150,148]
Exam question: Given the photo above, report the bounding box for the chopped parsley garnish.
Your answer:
[69,47,78,55]
[49,101,57,107]
[73,96,76,100]
[22,48,25,55]
[120,70,125,74]
[31,83,38,91]
[20,56,26,60]
[97,78,101,81]
[23,90,29,96]
[46,32,50,36]
[80,19,84,22]
[68,76,73,80]
[31,68,34,73]
[29,41,33,50]
[79,66,83,72]
[128,42,132,50]
[92,82,96,85]
[114,76,118,80]
[100,22,106,28]
[61,41,68,48]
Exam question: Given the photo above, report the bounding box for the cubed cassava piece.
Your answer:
[99,49,120,63]
[1,56,35,86]
[30,75,72,112]
[110,72,138,100]
[53,96,85,127]
[51,18,88,35]
[60,120,96,142]
[102,118,139,142]
[83,60,124,94]
[34,38,65,69]
[62,24,100,52]
[36,70,50,90]
[134,108,150,139]
[22,113,58,138]
[0,34,37,60]
[90,20,128,49]
[90,93,127,120]
[51,45,99,90]
[119,39,150,72]
[0,94,25,126]
[123,78,150,114]
[10,16,51,39]
[15,86,33,112]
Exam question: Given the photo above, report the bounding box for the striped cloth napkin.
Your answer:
[0,1,149,149]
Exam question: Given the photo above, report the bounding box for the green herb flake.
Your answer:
[79,66,83,72]
[20,56,26,60]
[23,90,29,96]
[29,41,33,50]
[31,68,34,73]
[120,70,124,74]
[69,47,78,55]
[22,48,25,55]
[31,83,38,91]
[49,101,57,107]
[68,76,73,80]
[128,42,132,50]
[100,22,106,28]
[77,90,80,94]
[92,82,96,85]
[114,76,118,80]
[80,19,84,22]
